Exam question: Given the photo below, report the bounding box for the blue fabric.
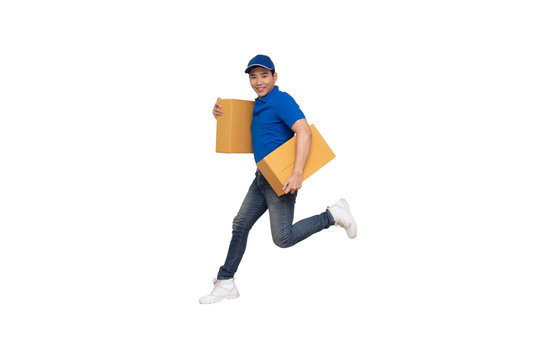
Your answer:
[245,54,275,73]
[217,170,334,280]
[251,86,306,163]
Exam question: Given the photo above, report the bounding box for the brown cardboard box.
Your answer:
[257,124,336,196]
[215,98,255,153]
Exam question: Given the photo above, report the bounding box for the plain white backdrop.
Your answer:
[1,0,539,359]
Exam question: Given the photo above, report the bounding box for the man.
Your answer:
[200,55,356,304]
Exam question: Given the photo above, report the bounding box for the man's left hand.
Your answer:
[282,173,303,195]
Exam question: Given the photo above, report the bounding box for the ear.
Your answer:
[273,72,278,82]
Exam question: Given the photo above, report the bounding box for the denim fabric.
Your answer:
[217,170,334,280]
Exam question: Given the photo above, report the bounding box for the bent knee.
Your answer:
[232,215,252,234]
[272,233,292,248]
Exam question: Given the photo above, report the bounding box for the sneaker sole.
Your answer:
[199,293,240,305]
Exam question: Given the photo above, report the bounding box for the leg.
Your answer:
[217,175,268,279]
[261,174,334,248]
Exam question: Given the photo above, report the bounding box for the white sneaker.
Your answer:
[199,278,240,304]
[327,198,357,239]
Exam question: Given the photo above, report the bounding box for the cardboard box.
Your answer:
[215,98,255,153]
[256,124,336,196]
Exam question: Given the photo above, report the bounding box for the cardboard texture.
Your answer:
[215,98,255,153]
[257,124,335,196]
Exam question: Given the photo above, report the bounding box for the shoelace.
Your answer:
[210,279,227,296]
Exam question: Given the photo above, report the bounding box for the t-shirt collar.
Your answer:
[255,85,279,104]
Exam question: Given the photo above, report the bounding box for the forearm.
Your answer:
[292,129,312,176]
[282,119,312,195]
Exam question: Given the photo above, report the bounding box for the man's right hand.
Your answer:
[212,98,223,119]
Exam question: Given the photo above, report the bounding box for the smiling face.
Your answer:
[249,67,278,98]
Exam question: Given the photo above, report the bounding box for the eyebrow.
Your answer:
[250,70,270,76]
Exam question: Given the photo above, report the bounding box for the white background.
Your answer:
[1,0,539,359]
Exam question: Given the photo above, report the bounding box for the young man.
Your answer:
[199,55,356,304]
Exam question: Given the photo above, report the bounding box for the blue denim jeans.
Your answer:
[217,170,334,280]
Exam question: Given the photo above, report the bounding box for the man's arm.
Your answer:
[282,119,312,194]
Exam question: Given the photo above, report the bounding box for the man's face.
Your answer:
[249,67,277,98]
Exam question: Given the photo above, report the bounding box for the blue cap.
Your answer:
[245,54,275,74]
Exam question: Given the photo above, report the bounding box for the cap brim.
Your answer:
[245,64,273,74]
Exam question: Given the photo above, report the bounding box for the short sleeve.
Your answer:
[276,92,305,129]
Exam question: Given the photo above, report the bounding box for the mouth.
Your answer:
[255,87,265,93]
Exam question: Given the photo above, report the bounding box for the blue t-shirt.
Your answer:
[251,86,305,163]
